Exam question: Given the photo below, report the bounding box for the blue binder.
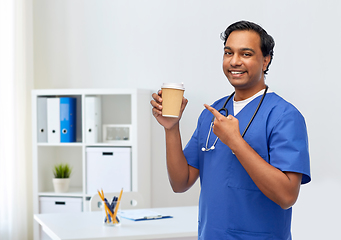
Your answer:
[60,97,76,142]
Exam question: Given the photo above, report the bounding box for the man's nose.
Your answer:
[230,54,242,66]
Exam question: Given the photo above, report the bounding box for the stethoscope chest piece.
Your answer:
[201,146,215,152]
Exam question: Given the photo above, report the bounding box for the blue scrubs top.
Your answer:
[183,92,311,240]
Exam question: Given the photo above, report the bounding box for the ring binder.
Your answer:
[47,98,60,143]
[60,97,76,142]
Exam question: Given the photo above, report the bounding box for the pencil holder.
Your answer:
[102,201,121,226]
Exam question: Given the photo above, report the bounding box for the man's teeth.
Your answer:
[231,71,244,74]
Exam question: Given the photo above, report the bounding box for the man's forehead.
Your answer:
[225,30,261,50]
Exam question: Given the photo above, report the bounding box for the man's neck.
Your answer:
[234,84,267,101]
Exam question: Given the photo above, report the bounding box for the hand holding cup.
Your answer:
[151,83,187,130]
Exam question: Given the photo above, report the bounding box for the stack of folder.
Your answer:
[37,97,77,143]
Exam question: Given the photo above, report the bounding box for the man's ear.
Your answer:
[263,55,271,72]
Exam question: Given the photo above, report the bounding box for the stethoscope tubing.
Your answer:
[241,85,268,138]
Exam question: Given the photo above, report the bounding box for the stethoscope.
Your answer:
[201,85,269,152]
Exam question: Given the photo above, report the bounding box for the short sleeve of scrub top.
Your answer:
[268,105,311,184]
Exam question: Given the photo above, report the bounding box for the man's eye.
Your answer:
[224,51,232,55]
[243,53,252,57]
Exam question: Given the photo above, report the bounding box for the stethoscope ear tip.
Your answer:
[201,147,206,152]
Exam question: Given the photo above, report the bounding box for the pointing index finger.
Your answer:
[204,104,224,119]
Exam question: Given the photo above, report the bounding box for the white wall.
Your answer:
[33,0,341,238]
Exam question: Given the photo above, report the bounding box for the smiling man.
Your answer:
[151,20,311,240]
[223,30,270,99]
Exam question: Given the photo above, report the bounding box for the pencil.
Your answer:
[97,190,104,201]
[98,189,113,223]
[104,203,113,223]
[112,188,123,224]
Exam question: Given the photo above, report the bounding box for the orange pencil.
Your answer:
[98,189,114,223]
[112,188,123,223]
[97,190,104,201]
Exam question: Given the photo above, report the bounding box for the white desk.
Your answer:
[34,206,198,240]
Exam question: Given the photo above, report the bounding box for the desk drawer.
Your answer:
[39,197,82,213]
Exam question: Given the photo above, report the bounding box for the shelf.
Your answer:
[38,143,83,147]
[37,142,132,147]
[38,187,83,197]
[85,142,132,147]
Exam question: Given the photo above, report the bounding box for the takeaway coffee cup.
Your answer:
[161,83,185,118]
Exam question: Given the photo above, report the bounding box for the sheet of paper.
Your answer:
[118,209,172,221]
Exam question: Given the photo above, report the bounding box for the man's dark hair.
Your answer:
[221,20,275,75]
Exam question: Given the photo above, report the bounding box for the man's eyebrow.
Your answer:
[224,46,256,53]
[241,48,256,53]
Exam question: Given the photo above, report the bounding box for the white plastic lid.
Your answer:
[161,82,185,90]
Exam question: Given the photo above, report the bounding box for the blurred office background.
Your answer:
[1,0,340,239]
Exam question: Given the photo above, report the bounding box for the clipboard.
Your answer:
[118,209,173,221]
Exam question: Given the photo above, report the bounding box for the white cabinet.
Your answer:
[86,147,131,195]
[32,89,151,240]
